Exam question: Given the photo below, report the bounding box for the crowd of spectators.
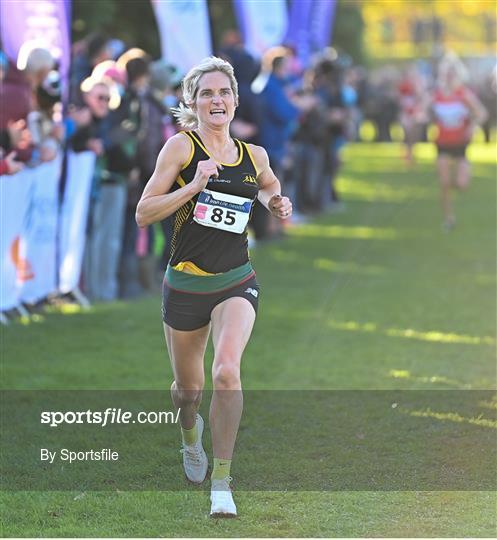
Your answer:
[1,31,496,308]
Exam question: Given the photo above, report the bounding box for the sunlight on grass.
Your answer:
[413,144,437,162]
[476,274,496,286]
[18,314,44,325]
[403,407,497,429]
[413,142,497,165]
[385,327,495,345]
[478,396,497,410]
[270,251,387,275]
[271,249,299,263]
[343,143,409,160]
[343,161,410,173]
[388,369,471,389]
[336,176,430,202]
[359,120,376,142]
[313,258,385,275]
[328,319,495,346]
[288,224,399,240]
[344,141,496,165]
[390,122,405,143]
[44,303,91,315]
[467,144,497,164]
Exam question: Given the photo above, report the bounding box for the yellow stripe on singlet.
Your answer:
[172,261,217,276]
[242,141,260,176]
[180,131,195,171]
[189,131,244,167]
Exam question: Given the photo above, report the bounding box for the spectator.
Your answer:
[112,51,151,298]
[310,53,349,210]
[70,77,126,302]
[258,47,300,175]
[27,70,64,164]
[70,32,112,104]
[219,35,269,242]
[398,65,429,164]
[135,60,179,292]
[256,47,301,239]
[148,60,182,274]
[0,151,24,175]
[479,66,497,143]
[0,46,55,163]
[91,60,127,102]
[289,66,330,214]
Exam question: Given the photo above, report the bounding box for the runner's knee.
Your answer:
[172,381,204,405]
[212,357,241,390]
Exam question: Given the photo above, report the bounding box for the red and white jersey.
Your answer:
[432,86,472,146]
[399,80,418,115]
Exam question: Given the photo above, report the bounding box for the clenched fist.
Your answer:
[268,194,292,219]
[191,159,221,193]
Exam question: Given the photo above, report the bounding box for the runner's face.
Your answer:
[194,71,236,127]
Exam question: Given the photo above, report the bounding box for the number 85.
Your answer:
[211,208,236,225]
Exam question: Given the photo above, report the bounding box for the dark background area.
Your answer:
[71,0,366,63]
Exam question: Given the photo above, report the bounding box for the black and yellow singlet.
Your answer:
[165,130,259,292]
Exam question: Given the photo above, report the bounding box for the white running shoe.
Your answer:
[181,414,208,484]
[210,476,237,518]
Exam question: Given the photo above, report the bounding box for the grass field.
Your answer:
[1,143,496,537]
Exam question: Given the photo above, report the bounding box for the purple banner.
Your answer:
[0,0,71,86]
[233,0,288,58]
[285,0,337,66]
[284,0,313,64]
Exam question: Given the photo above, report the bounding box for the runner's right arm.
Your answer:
[136,134,218,227]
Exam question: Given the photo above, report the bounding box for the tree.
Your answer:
[333,0,367,65]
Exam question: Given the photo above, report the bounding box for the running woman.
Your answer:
[398,65,428,165]
[135,57,292,517]
[431,53,487,231]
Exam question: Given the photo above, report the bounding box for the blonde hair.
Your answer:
[437,51,468,88]
[172,56,238,129]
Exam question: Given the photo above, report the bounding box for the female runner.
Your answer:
[136,56,292,517]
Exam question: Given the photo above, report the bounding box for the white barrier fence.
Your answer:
[0,151,96,312]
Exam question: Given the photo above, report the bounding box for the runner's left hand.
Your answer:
[268,194,292,220]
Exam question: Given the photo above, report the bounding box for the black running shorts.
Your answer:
[437,144,467,158]
[162,275,260,331]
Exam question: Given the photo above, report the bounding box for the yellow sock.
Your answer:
[211,458,231,480]
[181,422,198,446]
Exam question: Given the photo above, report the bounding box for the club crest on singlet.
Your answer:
[242,174,257,185]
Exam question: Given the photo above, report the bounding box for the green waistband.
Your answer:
[165,262,254,293]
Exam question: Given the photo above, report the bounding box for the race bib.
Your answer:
[193,189,252,234]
